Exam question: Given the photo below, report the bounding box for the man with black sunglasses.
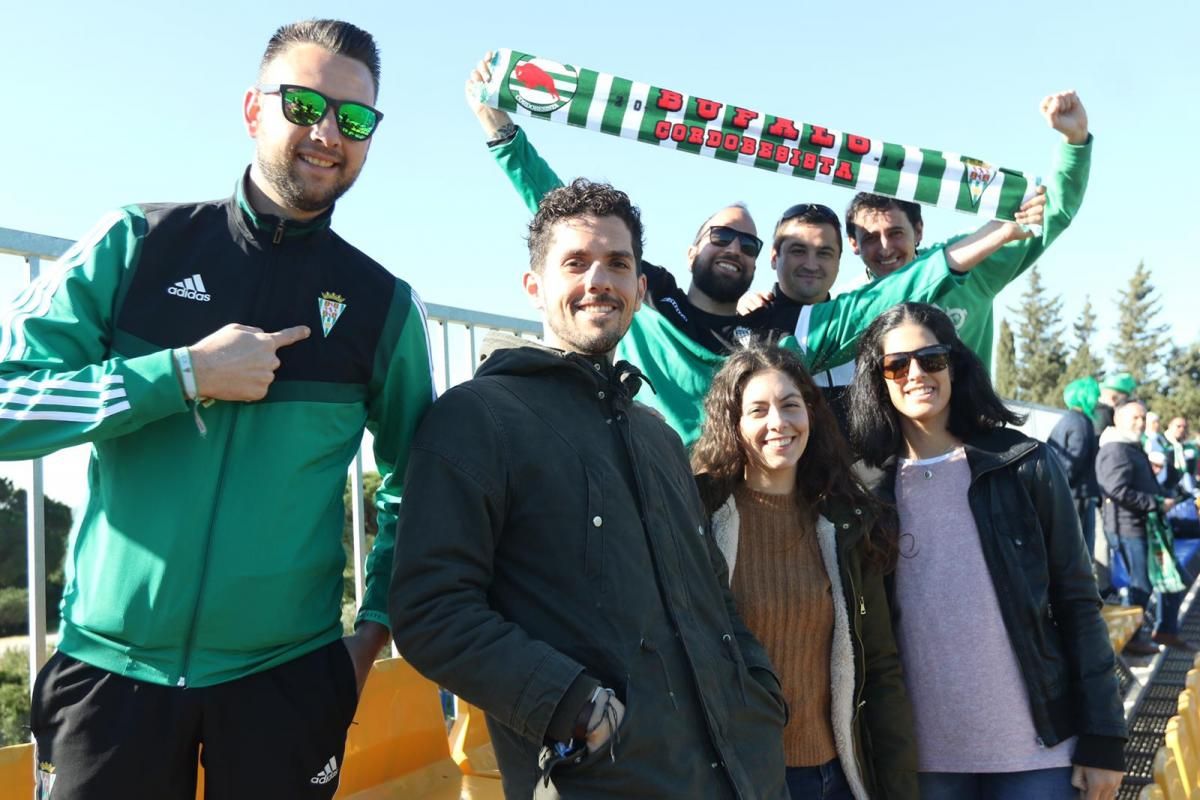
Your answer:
[5,19,435,797]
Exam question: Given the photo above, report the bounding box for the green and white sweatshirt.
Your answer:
[875,136,1092,370]
[0,176,435,687]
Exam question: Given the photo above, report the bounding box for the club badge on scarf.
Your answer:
[478,50,1041,222]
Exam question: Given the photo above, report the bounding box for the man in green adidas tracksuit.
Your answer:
[844,90,1092,371]
[5,20,434,798]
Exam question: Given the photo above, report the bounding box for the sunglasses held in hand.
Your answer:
[880,344,952,381]
[258,84,383,141]
[705,225,764,258]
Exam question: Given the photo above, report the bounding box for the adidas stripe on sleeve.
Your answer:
[0,207,188,460]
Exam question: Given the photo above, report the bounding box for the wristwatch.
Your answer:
[486,122,518,148]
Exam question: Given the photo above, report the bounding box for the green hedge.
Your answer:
[0,585,63,637]
[0,648,30,746]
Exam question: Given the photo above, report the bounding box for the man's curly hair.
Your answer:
[527,178,644,273]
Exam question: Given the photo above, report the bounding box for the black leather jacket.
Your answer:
[864,427,1126,771]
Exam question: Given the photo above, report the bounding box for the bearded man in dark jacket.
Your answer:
[1097,400,1188,653]
[390,179,788,799]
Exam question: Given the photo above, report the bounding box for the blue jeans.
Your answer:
[1121,534,1183,635]
[786,759,853,800]
[919,767,1075,799]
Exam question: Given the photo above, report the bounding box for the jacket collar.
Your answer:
[769,282,830,307]
[1098,426,1139,448]
[230,167,334,246]
[476,332,648,403]
[866,426,1037,501]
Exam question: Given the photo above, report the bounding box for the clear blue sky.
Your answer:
[1,2,1197,351]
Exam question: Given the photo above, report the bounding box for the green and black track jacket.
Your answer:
[0,173,435,688]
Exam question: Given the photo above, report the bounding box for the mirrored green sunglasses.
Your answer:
[258,84,383,141]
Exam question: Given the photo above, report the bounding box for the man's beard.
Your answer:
[691,255,752,304]
[257,144,361,213]
[545,296,628,356]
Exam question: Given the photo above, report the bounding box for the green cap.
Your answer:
[1101,372,1137,395]
[1062,377,1100,417]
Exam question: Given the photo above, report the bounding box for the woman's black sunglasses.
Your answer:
[880,344,952,381]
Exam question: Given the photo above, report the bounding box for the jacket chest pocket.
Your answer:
[990,511,1050,579]
[585,467,604,579]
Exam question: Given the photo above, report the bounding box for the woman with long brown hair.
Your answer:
[693,343,916,800]
[846,302,1125,800]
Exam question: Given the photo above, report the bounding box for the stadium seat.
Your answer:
[1138,782,1164,800]
[0,743,32,800]
[1164,716,1198,798]
[1101,604,1145,653]
[448,701,501,779]
[1154,744,1189,800]
[335,657,503,799]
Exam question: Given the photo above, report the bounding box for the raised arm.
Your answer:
[466,52,565,215]
[943,91,1091,296]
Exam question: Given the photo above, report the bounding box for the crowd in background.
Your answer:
[1049,372,1200,656]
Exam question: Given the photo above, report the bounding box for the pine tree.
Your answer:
[1147,343,1200,423]
[995,318,1018,399]
[1063,297,1104,382]
[1110,261,1169,385]
[1010,267,1068,405]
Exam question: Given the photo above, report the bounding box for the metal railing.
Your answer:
[0,225,541,718]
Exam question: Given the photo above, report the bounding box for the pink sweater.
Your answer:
[893,448,1074,772]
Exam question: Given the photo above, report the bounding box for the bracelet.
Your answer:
[173,347,198,400]
[571,685,602,742]
[585,689,614,736]
[486,122,518,148]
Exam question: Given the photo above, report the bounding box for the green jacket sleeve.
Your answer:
[798,249,964,371]
[942,135,1092,299]
[356,283,437,630]
[490,126,567,215]
[0,207,187,460]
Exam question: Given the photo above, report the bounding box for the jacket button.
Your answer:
[593,362,601,371]
[854,508,863,515]
[592,516,603,527]
[597,391,606,400]
[841,523,850,529]
[1014,538,1023,546]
